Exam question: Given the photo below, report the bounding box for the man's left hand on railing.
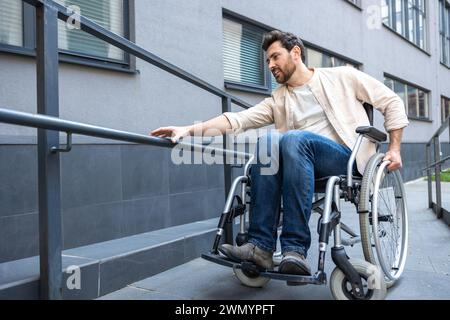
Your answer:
[150,125,192,143]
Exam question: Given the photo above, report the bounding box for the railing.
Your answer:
[0,108,250,160]
[2,0,254,299]
[423,116,450,225]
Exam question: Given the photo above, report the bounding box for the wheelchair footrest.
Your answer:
[201,252,238,268]
[201,252,325,285]
[259,270,325,285]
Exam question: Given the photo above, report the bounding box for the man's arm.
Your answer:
[150,115,231,143]
[189,115,232,136]
[349,67,409,133]
[383,128,404,171]
[349,67,409,171]
[151,96,274,143]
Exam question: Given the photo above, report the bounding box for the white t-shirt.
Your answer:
[291,84,344,145]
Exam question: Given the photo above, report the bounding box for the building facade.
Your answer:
[0,0,449,297]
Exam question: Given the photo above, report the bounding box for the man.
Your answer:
[151,30,409,275]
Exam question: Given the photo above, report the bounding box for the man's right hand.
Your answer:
[150,125,192,143]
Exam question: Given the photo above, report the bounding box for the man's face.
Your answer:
[266,41,297,84]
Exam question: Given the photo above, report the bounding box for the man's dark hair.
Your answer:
[262,30,306,63]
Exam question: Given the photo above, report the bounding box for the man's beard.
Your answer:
[272,59,296,84]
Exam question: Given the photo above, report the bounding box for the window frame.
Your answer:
[0,0,136,74]
[439,0,450,68]
[441,95,450,123]
[384,72,431,122]
[344,0,363,10]
[222,10,274,95]
[304,44,361,69]
[382,0,430,54]
[222,9,362,95]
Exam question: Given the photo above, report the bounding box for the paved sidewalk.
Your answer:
[100,179,450,300]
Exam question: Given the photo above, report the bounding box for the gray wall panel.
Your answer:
[61,145,123,209]
[121,195,170,237]
[168,162,208,194]
[0,144,225,263]
[0,145,37,218]
[121,145,170,200]
[0,213,38,263]
[62,201,124,249]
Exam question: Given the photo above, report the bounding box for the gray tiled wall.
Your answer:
[0,144,225,263]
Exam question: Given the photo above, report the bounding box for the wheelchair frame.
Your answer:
[202,125,404,300]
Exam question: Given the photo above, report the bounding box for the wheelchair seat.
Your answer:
[314,173,362,193]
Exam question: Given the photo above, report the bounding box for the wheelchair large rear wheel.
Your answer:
[359,153,408,288]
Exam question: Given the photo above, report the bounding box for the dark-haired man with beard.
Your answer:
[151,30,408,275]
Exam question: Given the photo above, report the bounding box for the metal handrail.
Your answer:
[423,115,450,224]
[1,0,257,299]
[425,116,449,146]
[422,155,450,171]
[0,107,251,160]
[34,0,252,245]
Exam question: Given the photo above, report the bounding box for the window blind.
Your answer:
[0,0,23,46]
[56,0,125,61]
[223,17,265,87]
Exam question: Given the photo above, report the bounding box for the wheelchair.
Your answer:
[201,123,408,300]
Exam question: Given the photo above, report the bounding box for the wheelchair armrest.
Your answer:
[355,126,387,142]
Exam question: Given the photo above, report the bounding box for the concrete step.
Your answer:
[0,217,219,299]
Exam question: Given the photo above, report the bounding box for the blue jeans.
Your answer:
[247,130,357,258]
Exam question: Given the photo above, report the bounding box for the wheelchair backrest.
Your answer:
[363,103,374,126]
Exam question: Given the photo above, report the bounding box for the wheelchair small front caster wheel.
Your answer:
[233,265,270,288]
[330,259,387,300]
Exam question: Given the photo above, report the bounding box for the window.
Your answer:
[442,96,450,122]
[222,13,359,93]
[439,0,450,67]
[306,47,358,68]
[223,16,269,92]
[0,0,133,70]
[0,0,22,47]
[56,0,125,61]
[381,0,427,50]
[384,75,429,119]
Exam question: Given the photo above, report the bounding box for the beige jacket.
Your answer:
[223,66,409,174]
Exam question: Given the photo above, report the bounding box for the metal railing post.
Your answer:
[222,96,233,245]
[426,144,432,209]
[433,137,442,219]
[35,0,63,300]
[422,116,450,225]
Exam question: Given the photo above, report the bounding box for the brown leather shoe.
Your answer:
[219,243,274,270]
[278,251,311,275]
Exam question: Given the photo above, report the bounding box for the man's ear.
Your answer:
[290,45,302,61]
